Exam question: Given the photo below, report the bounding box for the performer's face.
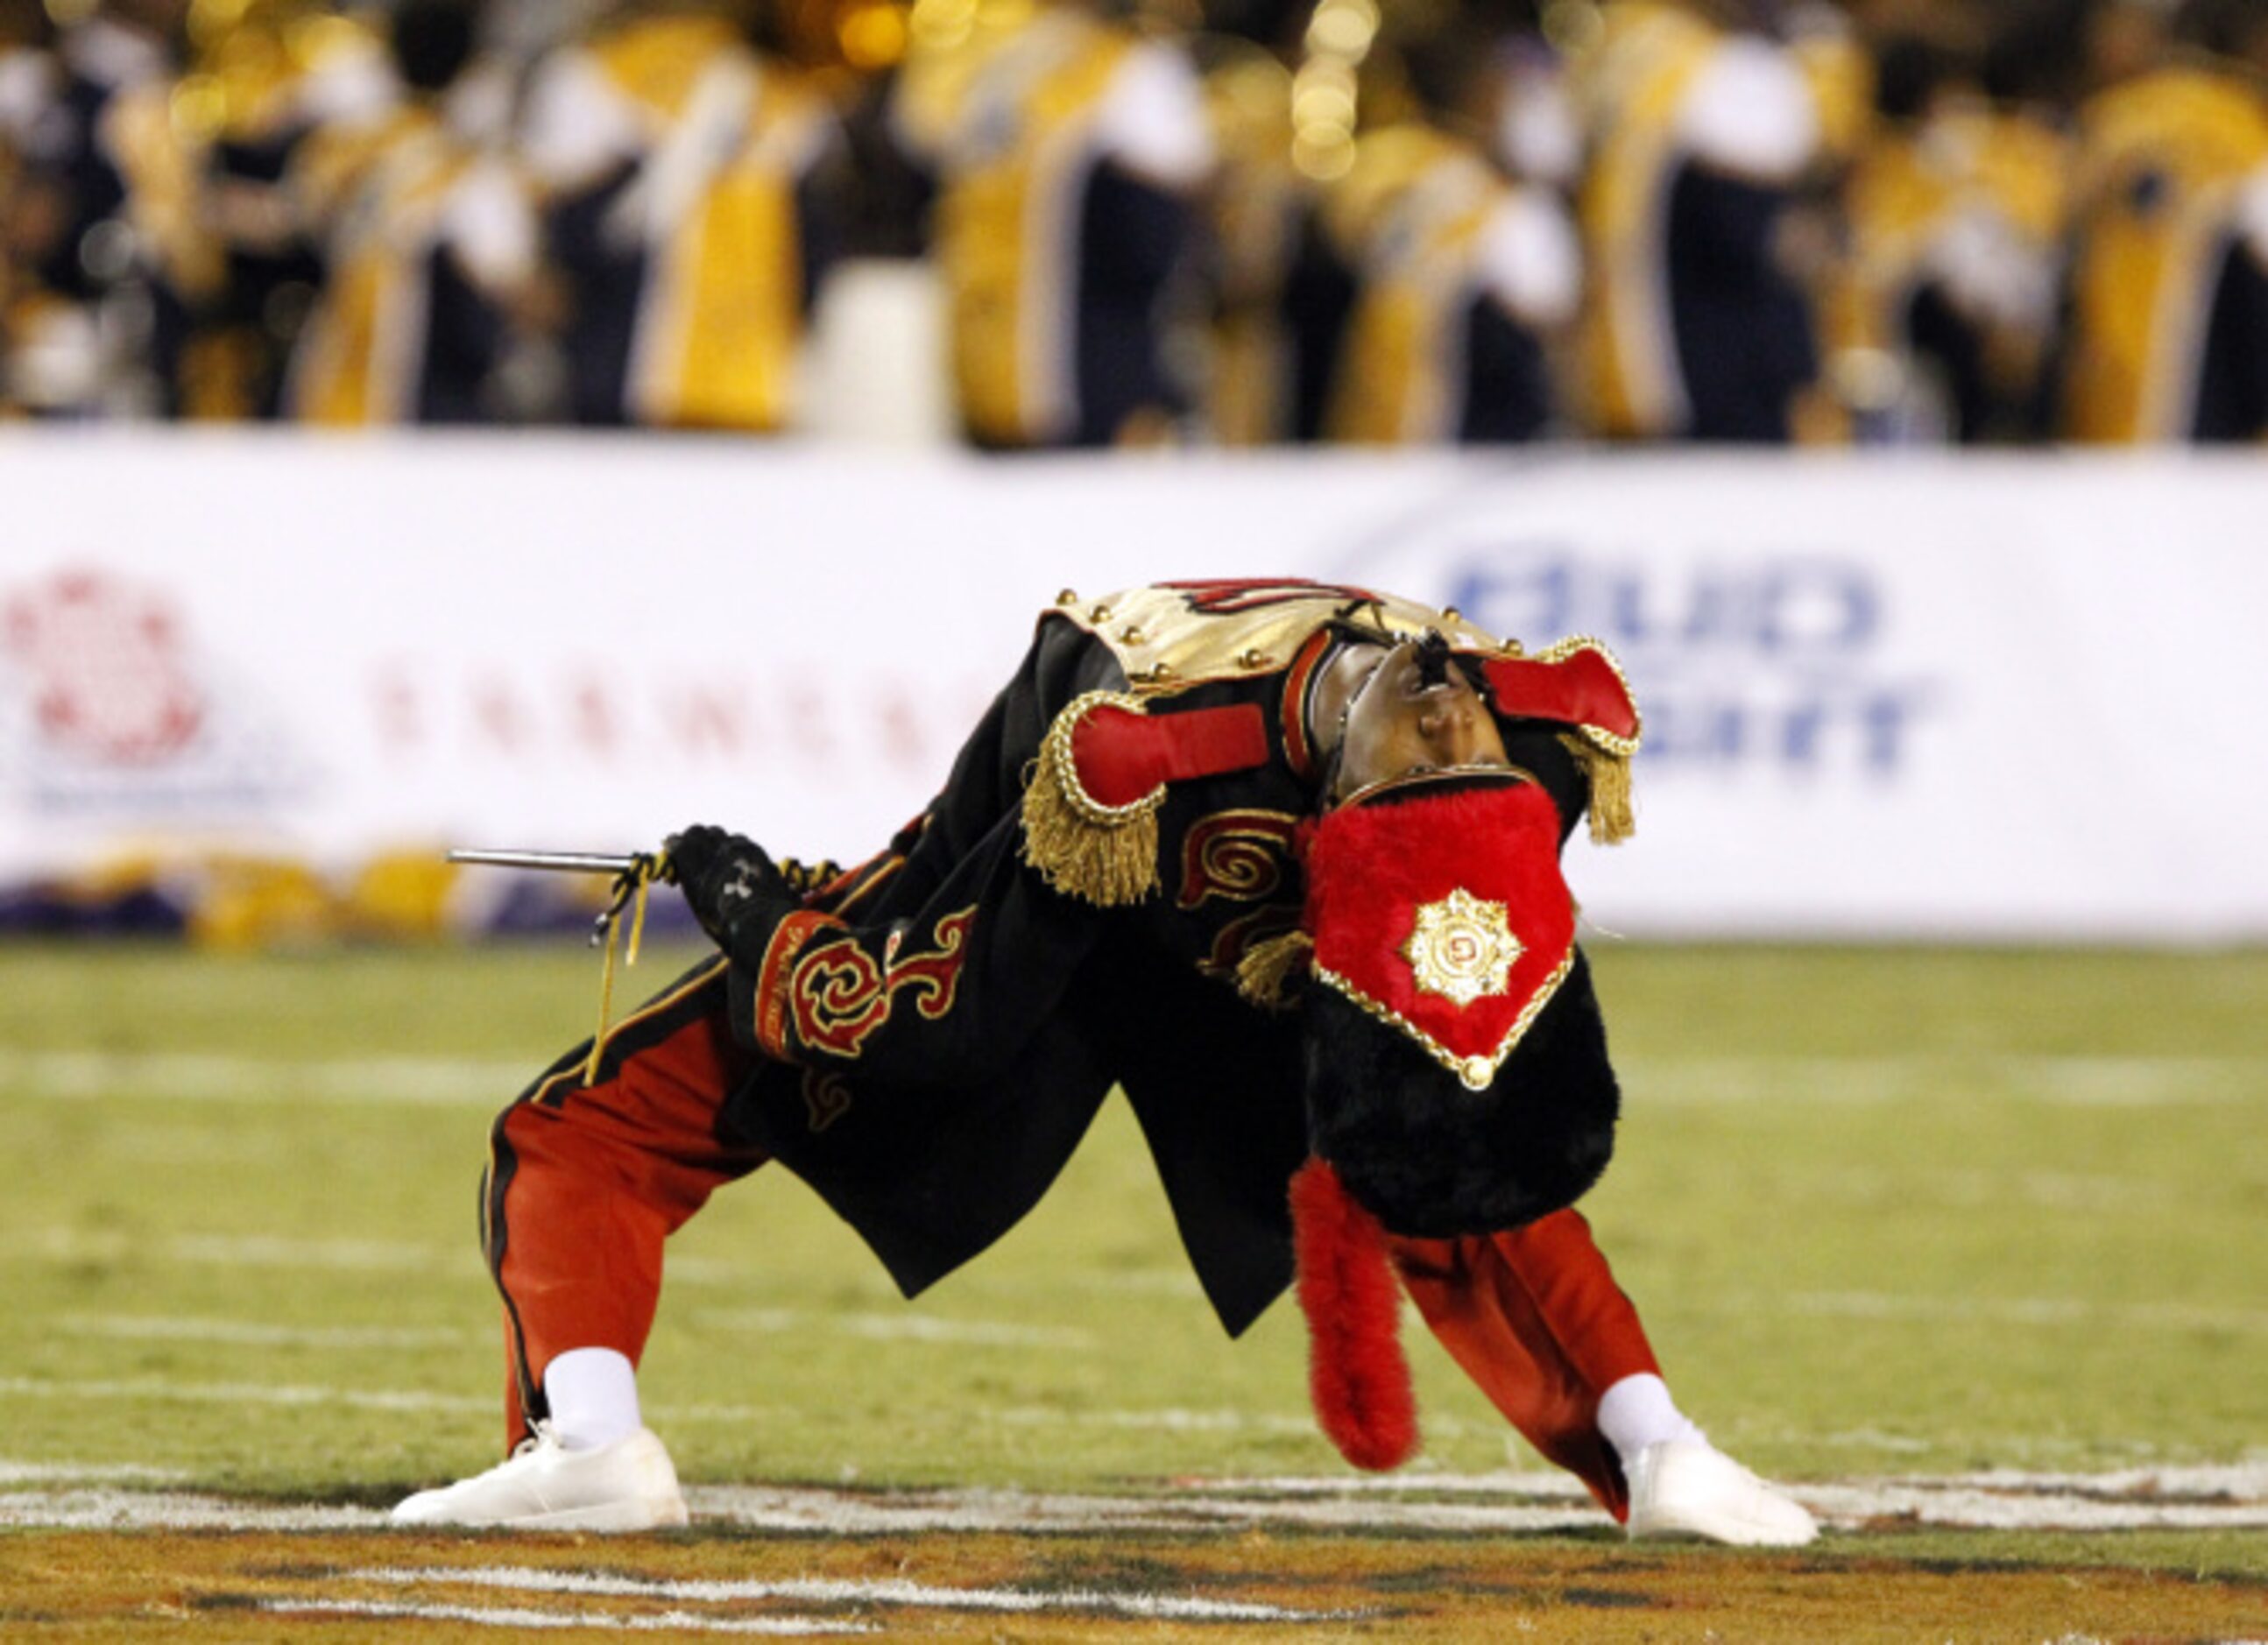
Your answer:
[1330,638,1510,802]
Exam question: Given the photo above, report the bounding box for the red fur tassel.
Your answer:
[1289,1158,1419,1471]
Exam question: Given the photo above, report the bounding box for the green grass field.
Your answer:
[3,937,2264,1605]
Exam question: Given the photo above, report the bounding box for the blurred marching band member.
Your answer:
[1305,21,1583,445]
[1825,28,2067,443]
[1489,17,1586,198]
[1570,0,1827,442]
[2,0,216,417]
[284,0,545,425]
[893,0,1215,448]
[0,0,56,400]
[2058,0,2268,442]
[187,0,397,417]
[1191,0,1304,444]
[517,0,845,432]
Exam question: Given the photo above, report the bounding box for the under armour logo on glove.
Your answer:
[664,824,797,965]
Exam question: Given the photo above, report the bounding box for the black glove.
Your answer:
[664,824,799,964]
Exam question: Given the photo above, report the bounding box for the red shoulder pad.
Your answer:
[1071,700,1273,808]
[1480,639,1640,752]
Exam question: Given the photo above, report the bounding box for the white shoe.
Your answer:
[391,1424,689,1531]
[1625,1438,1818,1548]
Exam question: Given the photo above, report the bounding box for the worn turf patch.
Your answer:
[4,1529,2266,1642]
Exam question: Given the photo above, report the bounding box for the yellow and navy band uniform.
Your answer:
[1573,1,1824,442]
[1308,122,1572,445]
[533,11,842,431]
[2060,58,2268,442]
[896,8,1211,448]
[1827,35,2068,442]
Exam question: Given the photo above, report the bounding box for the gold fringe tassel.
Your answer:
[1235,928,1314,1011]
[1560,734,1636,846]
[1018,693,1165,907]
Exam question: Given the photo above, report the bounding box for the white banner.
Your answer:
[2,433,2263,943]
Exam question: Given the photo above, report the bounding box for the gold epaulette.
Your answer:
[1020,691,1167,907]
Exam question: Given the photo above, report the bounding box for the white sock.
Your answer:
[1595,1373,1707,1472]
[542,1347,643,1451]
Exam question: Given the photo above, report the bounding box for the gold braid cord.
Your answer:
[778,857,843,898]
[1234,928,1314,1011]
[586,853,664,1085]
[1558,732,1636,846]
[1020,691,1166,907]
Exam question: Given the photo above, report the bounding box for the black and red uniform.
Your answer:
[484,580,1660,1516]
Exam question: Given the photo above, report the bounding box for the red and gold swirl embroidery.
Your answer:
[752,910,847,1060]
[1176,809,1300,910]
[788,906,978,1059]
[1162,578,1381,615]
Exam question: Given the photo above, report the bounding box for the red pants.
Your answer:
[1390,1219,1660,1518]
[484,965,1657,1517]
[483,961,766,1444]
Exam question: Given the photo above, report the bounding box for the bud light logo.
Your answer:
[1445,549,1937,778]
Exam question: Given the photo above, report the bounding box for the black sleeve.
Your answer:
[724,807,1104,1084]
[722,613,1120,1082]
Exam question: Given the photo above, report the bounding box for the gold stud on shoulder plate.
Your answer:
[1238,647,1272,669]
[1121,625,1146,645]
[1091,603,1113,624]
[1442,608,1462,623]
[1057,589,1080,606]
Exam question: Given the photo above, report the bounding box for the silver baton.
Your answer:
[448,848,668,946]
[447,849,645,875]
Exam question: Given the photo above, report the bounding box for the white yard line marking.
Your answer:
[0,1376,492,1414]
[353,1566,1353,1624]
[59,1314,475,1349]
[993,1406,1326,1437]
[6,1049,2260,1110]
[0,1373,777,1427]
[1175,1471,1588,1499]
[687,1485,1603,1536]
[7,1228,464,1274]
[993,1405,1484,1440]
[696,1307,1096,1351]
[1617,1054,2268,1107]
[8,1226,754,1288]
[3,1465,2265,1535]
[260,1599,869,1635]
[0,1050,526,1105]
[1780,1290,2268,1336]
[0,1460,189,1485]
[1798,1167,2172,1213]
[0,1490,382,1531]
